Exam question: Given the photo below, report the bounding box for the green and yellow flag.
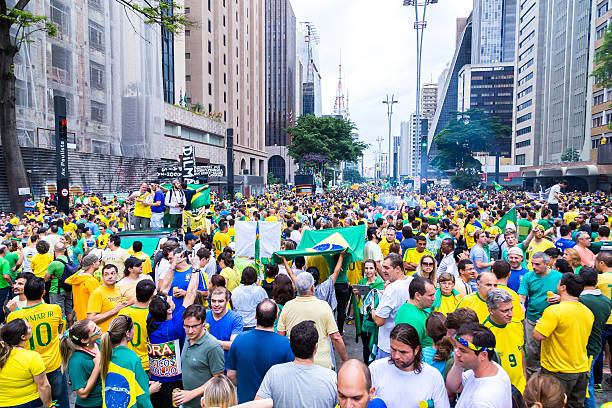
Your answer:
[161,183,210,210]
[495,207,517,232]
[102,362,145,408]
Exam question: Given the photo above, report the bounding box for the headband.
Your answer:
[455,335,492,354]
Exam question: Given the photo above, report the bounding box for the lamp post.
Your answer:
[403,0,436,194]
[382,95,398,182]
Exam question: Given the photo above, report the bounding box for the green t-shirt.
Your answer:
[357,276,385,291]
[47,255,68,294]
[517,269,563,321]
[67,350,103,407]
[4,252,20,280]
[518,219,533,242]
[590,240,612,255]
[579,292,612,356]
[395,302,433,347]
[537,218,553,232]
[0,258,11,289]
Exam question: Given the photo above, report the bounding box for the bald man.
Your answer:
[337,359,387,408]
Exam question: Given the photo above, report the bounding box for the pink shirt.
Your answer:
[575,245,595,267]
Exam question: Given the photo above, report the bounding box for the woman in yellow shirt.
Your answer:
[0,318,52,408]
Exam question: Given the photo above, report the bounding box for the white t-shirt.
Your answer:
[21,246,37,273]
[364,241,384,263]
[375,277,412,353]
[369,358,450,408]
[548,184,561,204]
[456,362,512,408]
[155,258,171,287]
[290,230,302,245]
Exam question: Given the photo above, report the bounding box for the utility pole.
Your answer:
[376,135,384,182]
[382,95,398,181]
[403,0,437,195]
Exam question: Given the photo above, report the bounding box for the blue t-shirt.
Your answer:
[470,245,490,274]
[555,238,576,253]
[369,399,388,408]
[226,329,294,403]
[148,305,186,383]
[422,346,446,378]
[169,266,206,309]
[400,238,417,255]
[206,310,244,357]
[151,190,166,213]
[507,267,530,293]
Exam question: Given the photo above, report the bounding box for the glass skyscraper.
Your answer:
[472,0,516,63]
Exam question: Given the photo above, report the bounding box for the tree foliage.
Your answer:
[450,169,482,190]
[592,25,612,89]
[561,147,580,162]
[267,172,280,185]
[431,108,511,173]
[342,168,365,184]
[285,115,368,171]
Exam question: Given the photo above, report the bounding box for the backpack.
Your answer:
[57,258,79,292]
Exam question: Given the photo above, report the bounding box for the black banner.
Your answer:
[54,96,69,213]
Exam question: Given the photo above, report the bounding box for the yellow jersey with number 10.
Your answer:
[117,306,149,371]
[7,302,64,372]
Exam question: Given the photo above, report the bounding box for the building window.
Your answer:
[208,62,212,75]
[50,0,69,35]
[517,86,533,99]
[598,2,608,18]
[517,99,533,111]
[186,75,191,81]
[208,83,212,95]
[517,72,533,87]
[518,59,533,74]
[224,91,226,103]
[208,0,211,11]
[185,29,190,36]
[519,45,534,61]
[223,54,226,65]
[208,41,212,54]
[161,4,175,105]
[223,35,226,46]
[208,19,211,32]
[91,101,105,122]
[519,30,535,49]
[184,7,190,13]
[208,103,212,112]
[517,113,532,124]
[606,112,612,124]
[594,92,605,106]
[593,115,603,127]
[515,154,526,165]
[89,20,104,52]
[515,139,531,148]
[597,23,608,40]
[88,0,103,12]
[185,53,190,59]
[89,61,105,90]
[516,126,532,136]
[51,45,71,84]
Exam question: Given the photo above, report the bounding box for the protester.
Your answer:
[395,276,435,346]
[87,264,127,332]
[231,267,269,330]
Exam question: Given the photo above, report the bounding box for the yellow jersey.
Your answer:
[306,255,330,282]
[129,250,153,275]
[213,232,231,253]
[133,192,152,218]
[535,301,594,373]
[7,302,64,372]
[498,284,525,322]
[87,285,123,332]
[228,227,236,242]
[0,348,45,406]
[483,316,526,393]
[97,233,111,249]
[435,292,463,316]
[402,248,434,266]
[347,261,363,286]
[379,238,399,258]
[465,223,478,249]
[456,292,489,322]
[117,306,149,370]
[526,239,554,267]
[220,267,240,292]
[597,272,612,324]
[30,253,53,279]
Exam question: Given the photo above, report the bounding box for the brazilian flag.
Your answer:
[102,362,144,408]
[162,183,210,210]
[493,181,504,191]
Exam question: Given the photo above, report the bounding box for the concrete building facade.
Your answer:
[183,0,267,178]
[511,0,592,167]
[265,0,297,184]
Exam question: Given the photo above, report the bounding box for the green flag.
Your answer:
[161,183,211,209]
[272,224,366,266]
[493,181,504,191]
[495,207,517,232]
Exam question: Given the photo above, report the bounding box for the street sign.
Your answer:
[157,164,224,179]
[60,188,69,197]
[481,173,487,182]
[503,177,512,182]
[182,145,196,184]
[156,166,182,179]
[194,164,224,177]
[421,177,427,184]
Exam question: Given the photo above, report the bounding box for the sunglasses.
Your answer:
[422,262,434,266]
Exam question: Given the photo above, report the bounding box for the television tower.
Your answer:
[332,53,348,119]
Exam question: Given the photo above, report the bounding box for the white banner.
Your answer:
[235,221,281,259]
[235,221,258,258]
[259,222,281,258]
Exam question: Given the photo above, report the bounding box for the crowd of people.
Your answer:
[0,180,611,408]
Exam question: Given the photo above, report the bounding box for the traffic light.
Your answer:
[421,136,427,148]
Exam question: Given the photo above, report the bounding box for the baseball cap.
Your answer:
[507,247,524,258]
[184,233,196,242]
[81,253,100,270]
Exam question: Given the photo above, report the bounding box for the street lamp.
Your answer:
[382,95,398,182]
[403,0,436,194]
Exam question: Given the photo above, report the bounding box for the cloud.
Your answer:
[290,0,473,167]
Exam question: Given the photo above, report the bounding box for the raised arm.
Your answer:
[278,255,297,284]
[330,250,346,284]
[183,255,203,308]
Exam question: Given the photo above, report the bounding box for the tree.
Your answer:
[561,147,580,162]
[592,25,612,89]
[342,168,364,184]
[285,115,368,173]
[0,0,186,213]
[267,172,280,185]
[431,109,510,189]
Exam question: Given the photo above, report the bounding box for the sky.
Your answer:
[290,0,473,168]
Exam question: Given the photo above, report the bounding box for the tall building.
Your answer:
[297,22,322,117]
[399,115,426,179]
[588,0,612,155]
[13,0,164,158]
[471,0,516,63]
[332,56,349,119]
[511,0,592,166]
[458,63,514,156]
[264,0,297,183]
[184,0,267,177]
[421,84,438,131]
